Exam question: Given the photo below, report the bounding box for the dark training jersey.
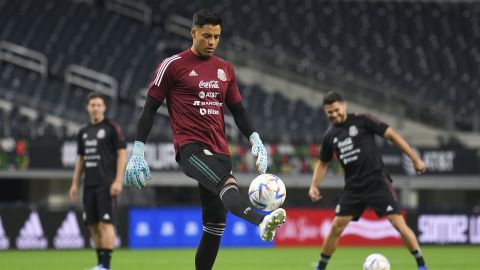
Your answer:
[320,113,389,189]
[77,119,126,186]
[147,49,242,156]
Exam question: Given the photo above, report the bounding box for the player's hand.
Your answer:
[124,141,152,189]
[110,179,123,197]
[69,185,78,202]
[308,186,322,202]
[249,132,268,174]
[413,158,427,174]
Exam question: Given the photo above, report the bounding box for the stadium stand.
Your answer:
[1,0,479,142]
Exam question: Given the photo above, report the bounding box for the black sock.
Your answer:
[96,248,102,265]
[195,224,225,270]
[99,249,112,269]
[411,249,426,267]
[317,253,331,270]
[219,184,264,225]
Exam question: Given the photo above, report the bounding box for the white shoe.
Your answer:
[258,208,286,241]
[84,265,109,270]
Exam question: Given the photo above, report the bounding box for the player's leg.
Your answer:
[316,215,353,270]
[387,214,427,270]
[316,190,364,270]
[83,186,103,269]
[195,184,227,270]
[95,186,117,270]
[179,143,285,241]
[371,174,427,270]
[179,143,264,225]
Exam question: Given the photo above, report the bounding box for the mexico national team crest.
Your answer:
[97,128,106,139]
[217,69,226,81]
[349,125,358,137]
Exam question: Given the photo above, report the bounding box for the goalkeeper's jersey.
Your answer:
[77,119,126,186]
[147,49,243,156]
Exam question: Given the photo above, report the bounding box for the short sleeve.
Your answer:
[224,63,242,106]
[319,132,334,162]
[110,121,127,150]
[147,55,180,102]
[77,130,84,156]
[360,114,389,136]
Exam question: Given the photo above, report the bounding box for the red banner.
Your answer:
[275,209,403,246]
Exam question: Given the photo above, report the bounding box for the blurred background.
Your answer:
[0,0,479,252]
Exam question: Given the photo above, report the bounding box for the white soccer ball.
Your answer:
[363,254,390,270]
[248,174,286,211]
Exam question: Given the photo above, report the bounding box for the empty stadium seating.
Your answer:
[1,0,479,142]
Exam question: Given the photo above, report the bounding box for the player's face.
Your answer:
[191,24,221,58]
[323,101,347,125]
[86,97,106,122]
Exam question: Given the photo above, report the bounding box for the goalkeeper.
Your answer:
[124,9,286,270]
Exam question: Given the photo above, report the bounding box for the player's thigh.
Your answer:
[83,186,99,225]
[95,185,116,224]
[179,143,233,194]
[198,184,227,223]
[367,175,400,217]
[336,189,366,221]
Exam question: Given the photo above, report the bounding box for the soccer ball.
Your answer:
[363,254,390,270]
[248,174,286,211]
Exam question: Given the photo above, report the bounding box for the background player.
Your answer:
[123,9,286,270]
[69,93,126,270]
[308,91,428,270]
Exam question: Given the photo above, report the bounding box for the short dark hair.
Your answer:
[322,91,344,106]
[193,9,222,27]
[86,92,106,105]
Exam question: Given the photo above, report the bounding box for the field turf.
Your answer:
[0,246,478,269]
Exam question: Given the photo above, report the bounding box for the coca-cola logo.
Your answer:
[199,80,219,89]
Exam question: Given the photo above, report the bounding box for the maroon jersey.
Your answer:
[147,49,242,155]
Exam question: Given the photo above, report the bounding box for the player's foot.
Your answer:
[258,208,286,241]
[418,266,428,270]
[84,264,109,270]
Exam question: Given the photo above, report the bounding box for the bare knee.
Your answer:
[388,215,408,233]
[330,219,349,236]
[223,177,237,187]
[98,222,115,234]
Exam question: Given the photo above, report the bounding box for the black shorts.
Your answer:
[83,185,116,225]
[336,174,400,221]
[178,143,233,194]
[178,142,232,223]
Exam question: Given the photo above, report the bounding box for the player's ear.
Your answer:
[191,27,196,40]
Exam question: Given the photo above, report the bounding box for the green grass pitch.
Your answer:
[0,246,478,269]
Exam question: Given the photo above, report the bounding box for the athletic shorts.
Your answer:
[335,174,400,221]
[83,185,116,225]
[178,142,232,223]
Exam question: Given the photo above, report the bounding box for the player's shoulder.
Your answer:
[104,119,123,131]
[353,112,382,124]
[212,55,233,68]
[322,125,335,140]
[78,123,90,133]
[159,51,185,67]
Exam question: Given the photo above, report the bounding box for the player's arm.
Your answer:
[110,149,126,197]
[124,96,163,189]
[69,155,84,202]
[136,96,163,143]
[384,127,426,174]
[308,159,328,202]
[228,101,267,174]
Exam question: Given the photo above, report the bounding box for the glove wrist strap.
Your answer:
[132,141,146,156]
[249,132,260,145]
